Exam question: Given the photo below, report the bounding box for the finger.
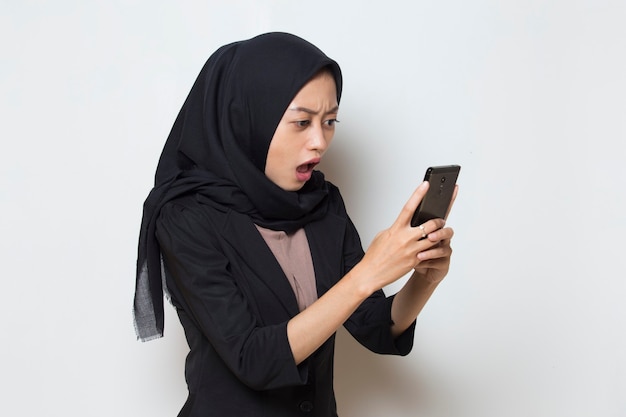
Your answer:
[444,184,459,220]
[414,255,447,271]
[426,225,454,242]
[415,218,447,241]
[417,242,452,261]
[395,181,429,227]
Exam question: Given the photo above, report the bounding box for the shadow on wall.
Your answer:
[321,128,465,416]
[333,327,457,417]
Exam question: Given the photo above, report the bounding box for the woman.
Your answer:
[134,32,456,416]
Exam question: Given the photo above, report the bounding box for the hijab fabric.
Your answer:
[134,32,343,341]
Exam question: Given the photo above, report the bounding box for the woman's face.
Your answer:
[265,71,338,191]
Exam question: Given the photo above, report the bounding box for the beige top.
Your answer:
[255,226,318,311]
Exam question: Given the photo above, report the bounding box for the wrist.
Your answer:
[343,263,377,300]
[411,269,444,287]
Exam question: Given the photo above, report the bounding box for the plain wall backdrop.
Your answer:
[1,1,625,416]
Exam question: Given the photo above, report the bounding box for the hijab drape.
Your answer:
[133,32,343,341]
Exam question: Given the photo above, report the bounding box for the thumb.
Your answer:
[395,181,429,227]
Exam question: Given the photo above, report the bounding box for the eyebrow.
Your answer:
[288,105,339,115]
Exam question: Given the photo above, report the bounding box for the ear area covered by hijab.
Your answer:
[133,32,343,341]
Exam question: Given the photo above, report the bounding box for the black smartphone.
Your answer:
[410,165,461,227]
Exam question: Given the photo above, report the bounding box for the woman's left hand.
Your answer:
[413,227,454,283]
[413,184,458,283]
[389,184,458,337]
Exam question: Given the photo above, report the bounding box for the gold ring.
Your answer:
[418,224,427,239]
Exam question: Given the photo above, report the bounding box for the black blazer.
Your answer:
[156,184,415,417]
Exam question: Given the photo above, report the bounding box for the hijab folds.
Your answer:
[133,32,343,341]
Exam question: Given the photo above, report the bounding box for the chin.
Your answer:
[277,179,306,192]
[285,183,305,192]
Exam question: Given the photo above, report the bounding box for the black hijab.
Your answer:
[133,32,343,341]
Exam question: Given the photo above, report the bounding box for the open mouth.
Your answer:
[297,162,317,174]
[295,159,320,181]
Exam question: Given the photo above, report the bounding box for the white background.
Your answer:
[2,1,625,416]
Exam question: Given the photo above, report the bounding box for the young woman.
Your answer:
[134,32,456,417]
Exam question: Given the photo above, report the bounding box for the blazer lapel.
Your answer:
[219,209,300,317]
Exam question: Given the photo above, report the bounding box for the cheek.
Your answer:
[265,141,291,180]
[269,143,292,167]
[326,132,335,148]
[273,139,299,163]
[317,130,334,154]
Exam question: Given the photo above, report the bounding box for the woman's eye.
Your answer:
[293,119,339,128]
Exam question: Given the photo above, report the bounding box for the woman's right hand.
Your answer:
[354,181,446,294]
[287,182,450,363]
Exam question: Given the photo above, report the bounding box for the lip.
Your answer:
[295,158,321,182]
[301,157,321,168]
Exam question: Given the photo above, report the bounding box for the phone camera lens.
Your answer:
[441,177,446,183]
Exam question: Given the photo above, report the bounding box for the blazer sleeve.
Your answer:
[329,185,416,356]
[155,200,308,390]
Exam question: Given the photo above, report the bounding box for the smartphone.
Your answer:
[410,165,461,227]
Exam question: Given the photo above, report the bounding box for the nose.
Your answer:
[308,124,332,153]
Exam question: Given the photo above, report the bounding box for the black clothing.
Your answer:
[156,185,415,416]
[134,33,343,341]
[133,32,416,417]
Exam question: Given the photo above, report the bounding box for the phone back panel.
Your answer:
[410,165,460,227]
